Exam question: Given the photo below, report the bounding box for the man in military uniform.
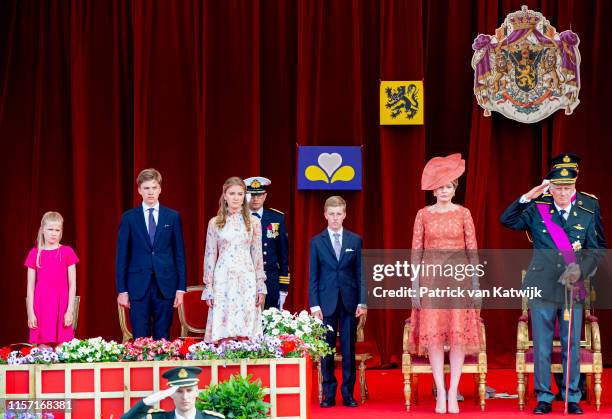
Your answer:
[122,366,224,419]
[500,165,604,415]
[245,176,290,310]
[548,153,607,402]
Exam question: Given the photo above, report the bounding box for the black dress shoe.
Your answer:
[342,398,359,407]
[320,399,336,408]
[533,401,552,414]
[567,402,583,414]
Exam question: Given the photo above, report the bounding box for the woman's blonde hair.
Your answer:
[36,211,64,267]
[215,177,251,230]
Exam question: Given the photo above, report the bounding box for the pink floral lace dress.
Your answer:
[202,213,267,342]
[407,206,482,355]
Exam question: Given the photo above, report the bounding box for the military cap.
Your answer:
[162,366,202,387]
[244,176,271,195]
[545,167,578,185]
[550,152,581,170]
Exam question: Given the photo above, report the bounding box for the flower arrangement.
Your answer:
[122,337,183,361]
[8,347,59,365]
[262,308,334,358]
[188,335,283,360]
[0,346,11,364]
[5,413,54,419]
[55,337,124,363]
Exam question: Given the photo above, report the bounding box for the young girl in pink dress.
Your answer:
[408,154,482,414]
[25,212,78,345]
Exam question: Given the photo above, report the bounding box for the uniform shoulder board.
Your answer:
[542,193,552,197]
[579,191,598,200]
[203,410,225,418]
[535,200,552,204]
[269,208,284,215]
[577,205,594,214]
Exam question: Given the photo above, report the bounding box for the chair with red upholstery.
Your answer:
[516,275,602,411]
[402,316,488,411]
[177,285,208,337]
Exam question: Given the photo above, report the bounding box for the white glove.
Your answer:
[279,291,288,310]
[143,385,178,406]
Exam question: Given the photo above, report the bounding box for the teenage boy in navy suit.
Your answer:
[308,196,367,408]
[116,168,187,339]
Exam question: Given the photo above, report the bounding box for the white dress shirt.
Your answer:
[252,207,264,218]
[554,202,572,220]
[142,201,160,230]
[175,409,197,419]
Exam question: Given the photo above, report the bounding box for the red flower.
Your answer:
[280,340,298,355]
[21,346,32,356]
[0,347,11,361]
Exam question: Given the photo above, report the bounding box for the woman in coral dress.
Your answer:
[408,154,482,414]
[202,176,267,343]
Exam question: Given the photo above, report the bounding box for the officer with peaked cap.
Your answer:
[549,154,607,403]
[245,176,290,310]
[500,164,604,414]
[122,366,224,419]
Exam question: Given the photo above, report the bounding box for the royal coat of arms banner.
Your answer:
[471,6,581,123]
[380,80,424,125]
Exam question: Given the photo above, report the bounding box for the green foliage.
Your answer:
[196,374,270,419]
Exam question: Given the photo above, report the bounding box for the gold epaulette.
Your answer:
[542,193,552,197]
[535,201,552,204]
[580,191,598,200]
[269,207,284,215]
[203,410,226,418]
[577,205,594,214]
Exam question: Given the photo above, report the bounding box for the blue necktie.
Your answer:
[148,208,156,244]
[559,209,567,226]
[252,212,261,219]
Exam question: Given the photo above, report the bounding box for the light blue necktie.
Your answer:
[333,233,341,260]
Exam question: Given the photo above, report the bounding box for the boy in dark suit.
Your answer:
[308,196,367,408]
[116,168,187,339]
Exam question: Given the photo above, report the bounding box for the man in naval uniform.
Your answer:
[122,366,224,419]
[245,176,290,310]
[500,166,604,415]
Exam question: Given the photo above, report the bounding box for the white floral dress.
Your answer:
[202,213,267,342]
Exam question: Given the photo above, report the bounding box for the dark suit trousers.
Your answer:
[321,293,357,401]
[531,302,582,403]
[130,274,174,340]
[264,270,280,309]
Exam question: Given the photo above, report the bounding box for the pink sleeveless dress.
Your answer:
[25,246,78,344]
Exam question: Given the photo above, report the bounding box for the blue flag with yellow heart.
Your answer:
[297,146,362,190]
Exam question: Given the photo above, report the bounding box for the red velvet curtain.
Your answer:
[1,0,611,368]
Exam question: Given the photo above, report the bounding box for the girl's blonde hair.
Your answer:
[36,211,64,267]
[215,177,251,230]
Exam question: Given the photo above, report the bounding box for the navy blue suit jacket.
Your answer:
[116,205,187,300]
[308,229,365,315]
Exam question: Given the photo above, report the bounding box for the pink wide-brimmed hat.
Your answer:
[421,153,465,190]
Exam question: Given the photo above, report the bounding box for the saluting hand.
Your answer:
[523,180,550,200]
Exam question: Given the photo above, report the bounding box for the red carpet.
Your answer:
[311,368,612,418]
